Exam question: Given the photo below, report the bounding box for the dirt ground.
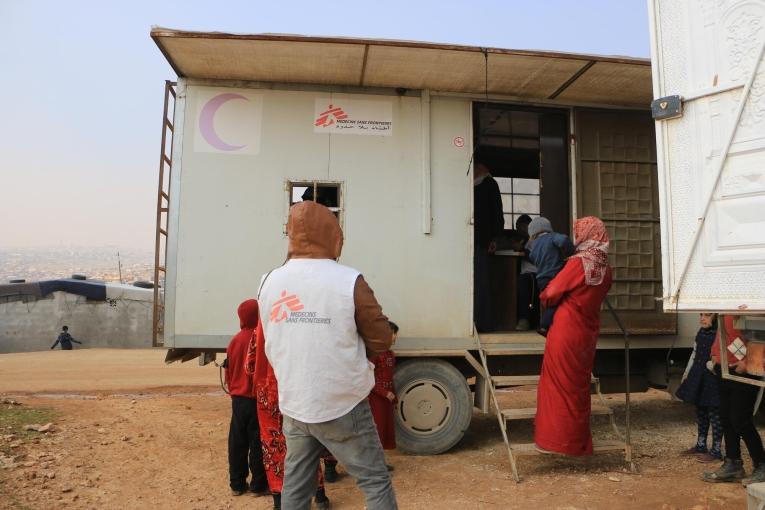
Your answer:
[0,349,751,509]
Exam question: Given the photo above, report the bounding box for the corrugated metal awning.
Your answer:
[151,27,652,108]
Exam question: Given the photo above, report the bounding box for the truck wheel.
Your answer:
[393,358,472,455]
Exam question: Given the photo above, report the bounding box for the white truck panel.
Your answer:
[165,83,473,347]
[650,0,765,312]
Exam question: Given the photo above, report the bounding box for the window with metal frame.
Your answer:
[286,181,344,231]
[495,177,540,229]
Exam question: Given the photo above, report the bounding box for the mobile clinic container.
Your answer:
[151,27,696,458]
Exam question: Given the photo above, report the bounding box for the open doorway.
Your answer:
[472,104,570,333]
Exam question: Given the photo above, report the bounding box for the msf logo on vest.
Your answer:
[270,291,332,325]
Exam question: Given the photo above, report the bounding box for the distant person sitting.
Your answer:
[514,215,536,331]
[50,326,82,350]
[508,214,532,252]
[527,217,574,336]
[301,186,337,208]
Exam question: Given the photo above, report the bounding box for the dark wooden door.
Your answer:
[539,112,571,235]
[575,109,676,335]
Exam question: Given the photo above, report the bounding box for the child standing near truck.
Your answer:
[326,321,399,480]
[370,321,398,467]
[676,313,722,463]
[225,300,268,497]
[526,217,574,335]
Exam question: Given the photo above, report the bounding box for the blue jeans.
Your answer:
[282,399,398,510]
[537,277,557,332]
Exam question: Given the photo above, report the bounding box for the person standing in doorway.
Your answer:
[50,326,82,350]
[257,201,397,510]
[473,158,505,332]
[225,299,268,497]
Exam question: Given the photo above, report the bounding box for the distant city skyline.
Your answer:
[0,246,154,283]
[0,0,650,251]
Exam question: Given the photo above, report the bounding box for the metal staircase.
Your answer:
[476,333,631,482]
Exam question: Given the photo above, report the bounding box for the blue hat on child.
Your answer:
[528,217,552,238]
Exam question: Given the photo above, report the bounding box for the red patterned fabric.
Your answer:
[248,322,323,493]
[710,315,749,367]
[571,216,610,286]
[535,257,613,455]
[369,350,396,450]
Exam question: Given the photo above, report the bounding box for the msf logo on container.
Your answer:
[314,104,348,127]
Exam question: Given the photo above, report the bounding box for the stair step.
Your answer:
[501,404,613,421]
[492,375,599,387]
[510,440,626,456]
[492,375,540,387]
[481,342,546,355]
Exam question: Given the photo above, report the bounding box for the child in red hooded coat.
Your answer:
[225,299,268,496]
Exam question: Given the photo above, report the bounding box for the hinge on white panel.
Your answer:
[651,95,683,120]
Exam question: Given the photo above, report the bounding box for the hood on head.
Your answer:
[237,299,259,329]
[528,217,552,238]
[287,201,343,260]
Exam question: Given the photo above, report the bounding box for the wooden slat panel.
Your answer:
[162,38,366,85]
[363,47,587,98]
[502,405,612,420]
[492,375,598,386]
[576,109,676,335]
[512,440,625,456]
[153,30,652,107]
[557,62,654,107]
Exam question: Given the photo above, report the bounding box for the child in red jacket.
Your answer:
[324,321,398,481]
[369,321,398,465]
[225,299,268,497]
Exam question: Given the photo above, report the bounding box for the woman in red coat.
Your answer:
[534,216,613,456]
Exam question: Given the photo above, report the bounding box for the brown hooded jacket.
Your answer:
[286,201,392,356]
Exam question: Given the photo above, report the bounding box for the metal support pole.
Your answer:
[605,298,634,470]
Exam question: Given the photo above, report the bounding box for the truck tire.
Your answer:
[393,358,472,455]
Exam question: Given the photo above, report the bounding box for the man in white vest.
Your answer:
[258,200,397,509]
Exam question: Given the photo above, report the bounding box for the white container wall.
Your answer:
[649,0,765,312]
[165,83,474,348]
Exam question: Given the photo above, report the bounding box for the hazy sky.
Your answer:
[0,0,650,251]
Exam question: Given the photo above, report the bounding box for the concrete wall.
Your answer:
[0,291,153,353]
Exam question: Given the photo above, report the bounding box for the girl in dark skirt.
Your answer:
[676,313,722,462]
